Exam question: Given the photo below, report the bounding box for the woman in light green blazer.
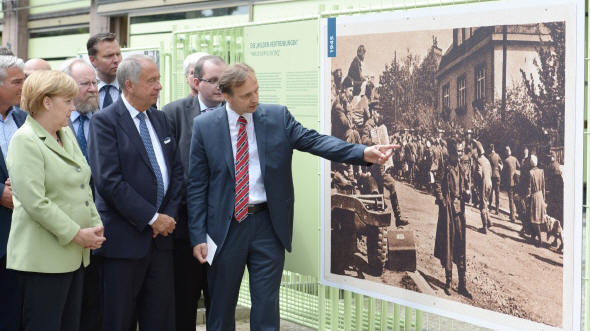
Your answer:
[6,70,105,331]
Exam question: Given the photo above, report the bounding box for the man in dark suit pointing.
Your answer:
[88,54,183,331]
[187,63,395,330]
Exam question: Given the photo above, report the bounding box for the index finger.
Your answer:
[379,144,397,151]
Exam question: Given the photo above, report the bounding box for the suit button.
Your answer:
[80,184,85,189]
[76,167,81,172]
[85,201,89,207]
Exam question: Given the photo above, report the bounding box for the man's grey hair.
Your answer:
[183,52,208,77]
[60,57,92,76]
[194,55,225,79]
[117,54,154,90]
[0,56,24,85]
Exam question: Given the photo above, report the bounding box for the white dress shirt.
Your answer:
[121,94,169,224]
[226,104,267,204]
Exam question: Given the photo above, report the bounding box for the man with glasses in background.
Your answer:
[163,54,226,331]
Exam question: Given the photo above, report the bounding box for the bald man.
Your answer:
[23,58,51,78]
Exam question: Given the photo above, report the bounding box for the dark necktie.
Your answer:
[137,112,165,208]
[76,114,88,160]
[102,85,113,108]
[234,116,249,222]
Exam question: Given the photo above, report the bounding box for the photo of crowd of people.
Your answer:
[326,19,568,328]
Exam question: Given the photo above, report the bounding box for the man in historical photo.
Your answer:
[345,45,366,96]
[433,139,471,298]
[474,141,492,233]
[503,145,520,222]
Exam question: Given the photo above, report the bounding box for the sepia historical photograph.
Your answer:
[327,19,567,328]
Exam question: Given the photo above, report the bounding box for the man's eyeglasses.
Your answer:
[78,81,99,88]
[198,77,218,85]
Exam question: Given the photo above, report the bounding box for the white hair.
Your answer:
[60,57,93,76]
[0,56,24,85]
[117,54,154,89]
[183,52,209,77]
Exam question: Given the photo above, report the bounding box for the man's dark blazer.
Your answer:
[186,104,367,254]
[0,108,27,258]
[162,96,200,239]
[88,98,184,259]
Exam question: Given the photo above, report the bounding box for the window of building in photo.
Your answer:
[475,64,486,101]
[442,83,450,109]
[457,75,466,107]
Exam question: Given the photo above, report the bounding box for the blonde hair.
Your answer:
[21,70,77,116]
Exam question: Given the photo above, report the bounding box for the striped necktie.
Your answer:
[234,116,249,222]
[137,112,165,208]
[102,85,113,108]
[76,114,88,160]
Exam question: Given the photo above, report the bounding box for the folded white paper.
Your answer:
[206,234,217,265]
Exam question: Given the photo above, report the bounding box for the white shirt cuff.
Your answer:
[148,213,158,225]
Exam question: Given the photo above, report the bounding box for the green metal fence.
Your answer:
[162,0,587,329]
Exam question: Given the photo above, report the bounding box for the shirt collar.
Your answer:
[121,94,142,119]
[226,103,252,125]
[98,79,120,92]
[70,110,93,123]
[0,107,14,123]
[197,94,220,113]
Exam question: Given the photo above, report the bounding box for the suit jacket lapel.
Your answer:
[24,117,78,165]
[189,96,201,120]
[252,107,266,180]
[218,106,235,181]
[115,100,151,170]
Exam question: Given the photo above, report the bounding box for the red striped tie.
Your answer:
[234,116,249,222]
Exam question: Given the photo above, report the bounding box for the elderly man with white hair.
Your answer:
[88,54,183,331]
[0,55,26,331]
[61,58,99,160]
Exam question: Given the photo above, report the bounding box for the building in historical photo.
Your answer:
[436,24,552,127]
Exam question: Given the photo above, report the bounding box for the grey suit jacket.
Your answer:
[163,96,201,179]
[162,96,202,240]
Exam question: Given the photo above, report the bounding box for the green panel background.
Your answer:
[243,19,321,277]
